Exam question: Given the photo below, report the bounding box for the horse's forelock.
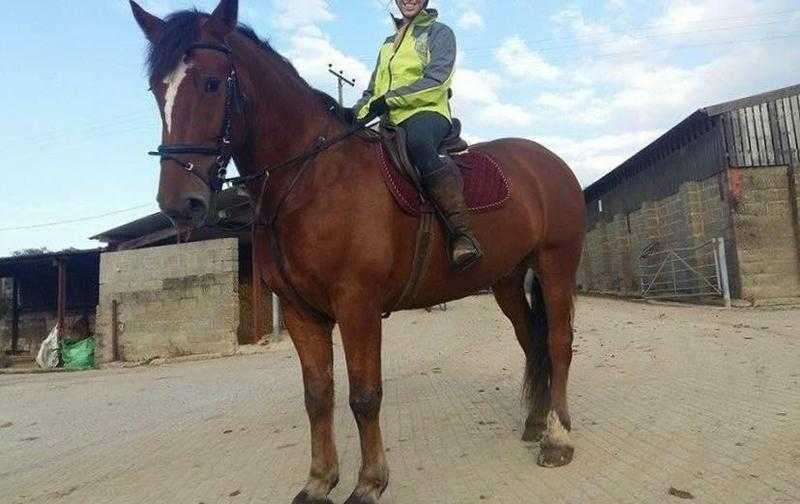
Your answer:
[146,10,206,82]
[143,8,348,122]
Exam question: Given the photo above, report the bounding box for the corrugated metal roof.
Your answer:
[91,188,252,244]
[702,84,800,117]
[0,249,102,276]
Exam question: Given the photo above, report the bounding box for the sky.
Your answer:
[1,0,799,256]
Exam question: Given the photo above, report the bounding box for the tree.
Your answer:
[12,247,51,257]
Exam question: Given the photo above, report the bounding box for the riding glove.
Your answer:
[360,95,389,125]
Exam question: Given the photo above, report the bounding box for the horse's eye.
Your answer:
[205,78,221,93]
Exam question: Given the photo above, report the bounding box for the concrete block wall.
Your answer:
[580,220,610,292]
[795,166,800,213]
[579,172,736,299]
[95,238,239,363]
[627,201,660,293]
[732,166,800,301]
[608,214,634,294]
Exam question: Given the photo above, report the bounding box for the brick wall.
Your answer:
[731,166,800,301]
[94,238,239,363]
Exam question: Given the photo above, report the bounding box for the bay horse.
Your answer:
[130,1,586,502]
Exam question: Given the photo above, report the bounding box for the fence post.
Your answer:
[717,238,732,308]
[712,241,723,293]
[111,299,119,362]
[272,294,283,341]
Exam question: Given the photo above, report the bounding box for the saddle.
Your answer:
[375,119,511,315]
[378,119,511,217]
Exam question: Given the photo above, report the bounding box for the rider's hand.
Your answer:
[360,95,389,124]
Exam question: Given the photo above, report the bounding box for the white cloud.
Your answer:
[495,36,562,81]
[285,27,372,95]
[551,7,641,53]
[272,0,335,30]
[451,67,534,128]
[538,130,662,186]
[526,0,800,184]
[458,10,484,29]
[656,0,764,32]
[266,0,370,105]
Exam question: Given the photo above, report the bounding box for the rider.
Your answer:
[352,0,483,271]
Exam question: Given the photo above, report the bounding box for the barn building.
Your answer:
[577,84,800,304]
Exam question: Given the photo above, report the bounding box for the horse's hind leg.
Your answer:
[282,303,339,504]
[493,265,550,443]
[534,245,581,468]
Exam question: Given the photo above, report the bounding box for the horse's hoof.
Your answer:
[344,489,381,504]
[521,421,546,442]
[536,443,574,467]
[343,496,377,504]
[292,490,333,504]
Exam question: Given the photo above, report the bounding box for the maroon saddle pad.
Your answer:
[377,145,511,217]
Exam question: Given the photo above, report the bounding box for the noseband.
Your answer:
[149,43,240,192]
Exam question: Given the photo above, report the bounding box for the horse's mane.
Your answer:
[146,9,347,121]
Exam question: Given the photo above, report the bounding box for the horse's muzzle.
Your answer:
[158,190,210,229]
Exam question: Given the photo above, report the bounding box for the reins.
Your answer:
[223,121,376,188]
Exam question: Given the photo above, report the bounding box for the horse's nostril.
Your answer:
[187,197,207,215]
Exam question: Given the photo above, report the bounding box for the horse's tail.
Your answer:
[522,274,551,411]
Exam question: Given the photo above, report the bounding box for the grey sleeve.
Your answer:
[353,54,380,112]
[387,24,456,101]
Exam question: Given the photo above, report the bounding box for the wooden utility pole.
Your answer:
[251,229,265,344]
[328,64,355,106]
[11,278,19,353]
[55,258,67,334]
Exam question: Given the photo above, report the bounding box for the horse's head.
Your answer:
[130,0,242,227]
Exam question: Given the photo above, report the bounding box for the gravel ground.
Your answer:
[0,295,798,504]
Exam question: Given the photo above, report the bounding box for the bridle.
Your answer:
[147,41,375,202]
[148,43,241,192]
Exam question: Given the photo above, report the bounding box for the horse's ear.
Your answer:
[208,0,238,36]
[130,1,165,43]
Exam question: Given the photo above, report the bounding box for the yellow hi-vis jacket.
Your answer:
[355,9,455,125]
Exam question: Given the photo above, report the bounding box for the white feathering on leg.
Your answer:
[543,410,570,446]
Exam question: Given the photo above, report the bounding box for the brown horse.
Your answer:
[130,1,586,502]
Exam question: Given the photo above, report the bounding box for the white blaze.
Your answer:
[163,60,192,134]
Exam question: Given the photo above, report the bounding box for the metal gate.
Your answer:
[639,238,731,306]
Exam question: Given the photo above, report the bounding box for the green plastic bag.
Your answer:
[61,338,96,369]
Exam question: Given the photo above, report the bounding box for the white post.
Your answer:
[272,294,283,341]
[717,238,732,308]
[712,239,723,293]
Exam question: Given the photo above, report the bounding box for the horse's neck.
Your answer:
[231,38,344,183]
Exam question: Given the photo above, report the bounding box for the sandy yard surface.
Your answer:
[1,295,798,503]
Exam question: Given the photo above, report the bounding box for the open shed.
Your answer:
[0,249,100,358]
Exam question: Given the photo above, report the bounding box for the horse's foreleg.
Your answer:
[535,247,580,468]
[283,304,339,504]
[336,303,388,504]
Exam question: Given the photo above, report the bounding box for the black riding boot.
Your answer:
[423,158,484,272]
